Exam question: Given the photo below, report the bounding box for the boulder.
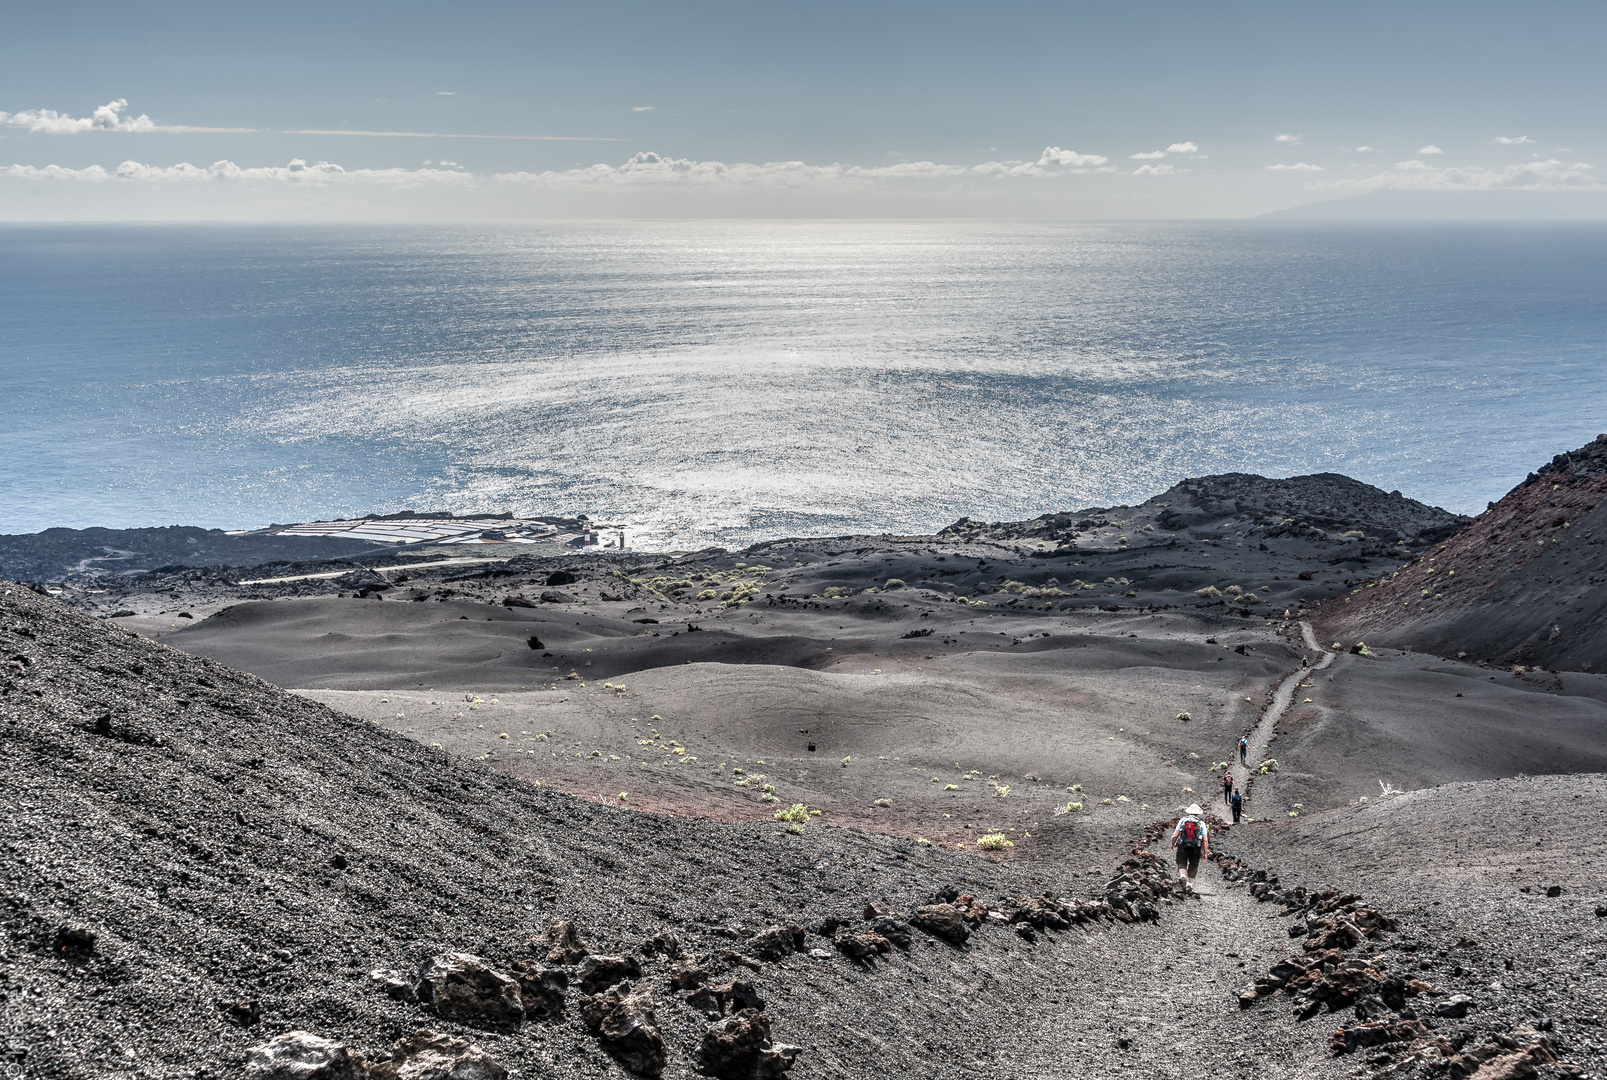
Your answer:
[641,930,683,960]
[543,920,590,965]
[1435,994,1473,1019]
[1467,1052,1540,1080]
[865,916,912,950]
[244,1032,367,1080]
[748,926,800,961]
[700,1009,803,1080]
[368,968,418,1003]
[500,595,537,609]
[415,953,525,1027]
[368,1031,507,1080]
[546,570,579,586]
[669,965,710,991]
[507,959,568,1020]
[576,954,643,994]
[832,928,890,961]
[580,982,668,1077]
[541,590,578,604]
[910,903,970,945]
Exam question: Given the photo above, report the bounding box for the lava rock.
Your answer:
[1435,994,1473,1019]
[748,925,800,961]
[368,1031,508,1080]
[832,928,891,961]
[866,916,913,950]
[579,981,668,1077]
[415,952,525,1027]
[507,960,568,1020]
[575,954,644,994]
[53,924,96,955]
[244,1031,367,1079]
[369,968,419,1003]
[700,1008,803,1080]
[545,571,579,586]
[540,590,577,604]
[910,903,970,945]
[543,919,590,965]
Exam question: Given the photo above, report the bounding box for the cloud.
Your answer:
[1130,150,1165,160]
[632,106,654,112]
[6,148,1126,191]
[1355,146,1377,152]
[436,91,456,96]
[1267,162,1324,172]
[1274,133,1301,143]
[1418,145,1443,154]
[1493,135,1533,145]
[0,98,252,134]
[283,129,622,141]
[1036,146,1108,168]
[1165,142,1198,154]
[1319,158,1599,192]
[4,158,474,185]
[1132,163,1177,176]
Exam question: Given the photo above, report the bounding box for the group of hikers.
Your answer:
[1169,734,1250,896]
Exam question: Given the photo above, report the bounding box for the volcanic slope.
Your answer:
[1316,433,1607,672]
[1,583,1353,1080]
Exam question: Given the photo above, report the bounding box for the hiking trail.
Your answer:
[1230,621,1333,820]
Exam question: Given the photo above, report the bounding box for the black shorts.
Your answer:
[1176,846,1202,875]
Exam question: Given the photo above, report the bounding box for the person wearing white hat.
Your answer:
[1171,804,1210,895]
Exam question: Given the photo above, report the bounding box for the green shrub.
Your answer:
[977,833,1014,851]
[773,803,811,823]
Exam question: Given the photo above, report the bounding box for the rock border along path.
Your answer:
[1231,621,1334,819]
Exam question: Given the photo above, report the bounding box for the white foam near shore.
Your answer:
[268,518,559,545]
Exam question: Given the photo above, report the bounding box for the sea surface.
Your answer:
[2,221,1604,550]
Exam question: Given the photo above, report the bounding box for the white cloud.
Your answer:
[1493,135,1533,145]
[1132,163,1177,176]
[1165,141,1198,154]
[1355,146,1377,152]
[632,106,654,112]
[1319,158,1599,192]
[1274,133,1301,143]
[436,91,456,96]
[1036,146,1109,168]
[284,128,621,141]
[4,158,474,184]
[1266,162,1324,171]
[1418,144,1443,154]
[7,149,1128,191]
[0,98,252,134]
[1130,150,1165,160]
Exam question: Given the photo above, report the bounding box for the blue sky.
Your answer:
[3,1,1604,218]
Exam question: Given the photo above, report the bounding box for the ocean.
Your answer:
[2,220,1603,550]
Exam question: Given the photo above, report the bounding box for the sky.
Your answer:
[2,1,1605,220]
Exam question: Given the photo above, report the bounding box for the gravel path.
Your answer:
[1232,623,1333,816]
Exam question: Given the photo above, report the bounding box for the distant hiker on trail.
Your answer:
[1238,736,1249,765]
[1302,656,1309,668]
[1221,771,1234,804]
[1172,804,1210,894]
[1230,789,1243,824]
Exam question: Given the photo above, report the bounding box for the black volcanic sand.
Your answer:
[10,471,1607,1077]
[4,582,1352,1080]
[1234,774,1607,1076]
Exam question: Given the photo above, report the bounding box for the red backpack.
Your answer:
[1178,818,1204,849]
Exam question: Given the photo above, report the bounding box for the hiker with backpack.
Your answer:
[1221,770,1234,805]
[1171,804,1210,895]
[1238,736,1249,765]
[1230,788,1243,823]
